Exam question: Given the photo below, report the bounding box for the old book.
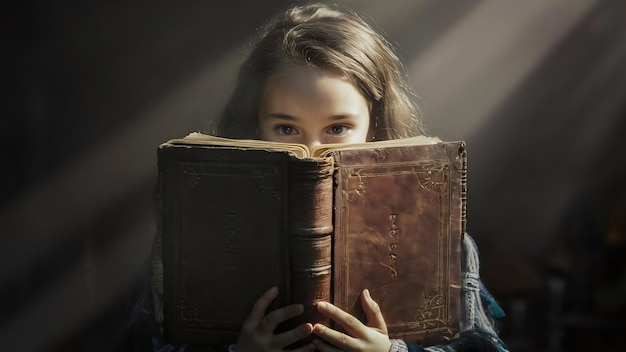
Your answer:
[158,132,465,347]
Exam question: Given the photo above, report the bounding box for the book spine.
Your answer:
[287,157,334,330]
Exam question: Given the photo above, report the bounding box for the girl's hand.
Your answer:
[235,287,315,352]
[312,289,391,352]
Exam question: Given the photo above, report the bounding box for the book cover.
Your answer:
[158,133,465,346]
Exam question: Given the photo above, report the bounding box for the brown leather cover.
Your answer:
[332,142,464,344]
[158,139,464,346]
[159,147,292,345]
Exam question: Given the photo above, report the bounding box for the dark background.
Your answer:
[1,0,625,351]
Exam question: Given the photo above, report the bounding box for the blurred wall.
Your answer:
[2,0,625,351]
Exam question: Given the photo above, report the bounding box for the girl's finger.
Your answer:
[312,322,357,350]
[273,323,314,349]
[361,289,387,333]
[258,303,305,334]
[245,286,278,322]
[315,301,366,337]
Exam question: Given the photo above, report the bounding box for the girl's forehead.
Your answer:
[264,69,359,99]
[260,67,369,117]
[263,67,363,101]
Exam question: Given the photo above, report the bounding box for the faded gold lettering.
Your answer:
[386,214,401,281]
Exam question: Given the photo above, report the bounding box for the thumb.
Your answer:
[361,289,388,333]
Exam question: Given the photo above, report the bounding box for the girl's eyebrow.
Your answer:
[328,114,355,120]
[264,113,297,120]
[264,113,357,121]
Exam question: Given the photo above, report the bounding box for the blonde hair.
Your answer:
[209,2,425,140]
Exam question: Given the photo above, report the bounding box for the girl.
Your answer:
[124,3,507,352]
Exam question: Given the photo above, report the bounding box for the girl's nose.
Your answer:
[303,135,323,151]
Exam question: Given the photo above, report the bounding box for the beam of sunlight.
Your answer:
[0,48,242,287]
[407,0,596,140]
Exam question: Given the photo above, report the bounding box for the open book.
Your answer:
[158,132,465,346]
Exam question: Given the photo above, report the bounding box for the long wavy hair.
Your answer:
[208,2,425,140]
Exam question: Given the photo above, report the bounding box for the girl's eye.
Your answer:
[277,125,296,135]
[329,125,348,135]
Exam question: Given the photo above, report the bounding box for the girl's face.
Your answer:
[258,68,373,150]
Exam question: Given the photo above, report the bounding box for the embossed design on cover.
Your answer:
[177,297,207,328]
